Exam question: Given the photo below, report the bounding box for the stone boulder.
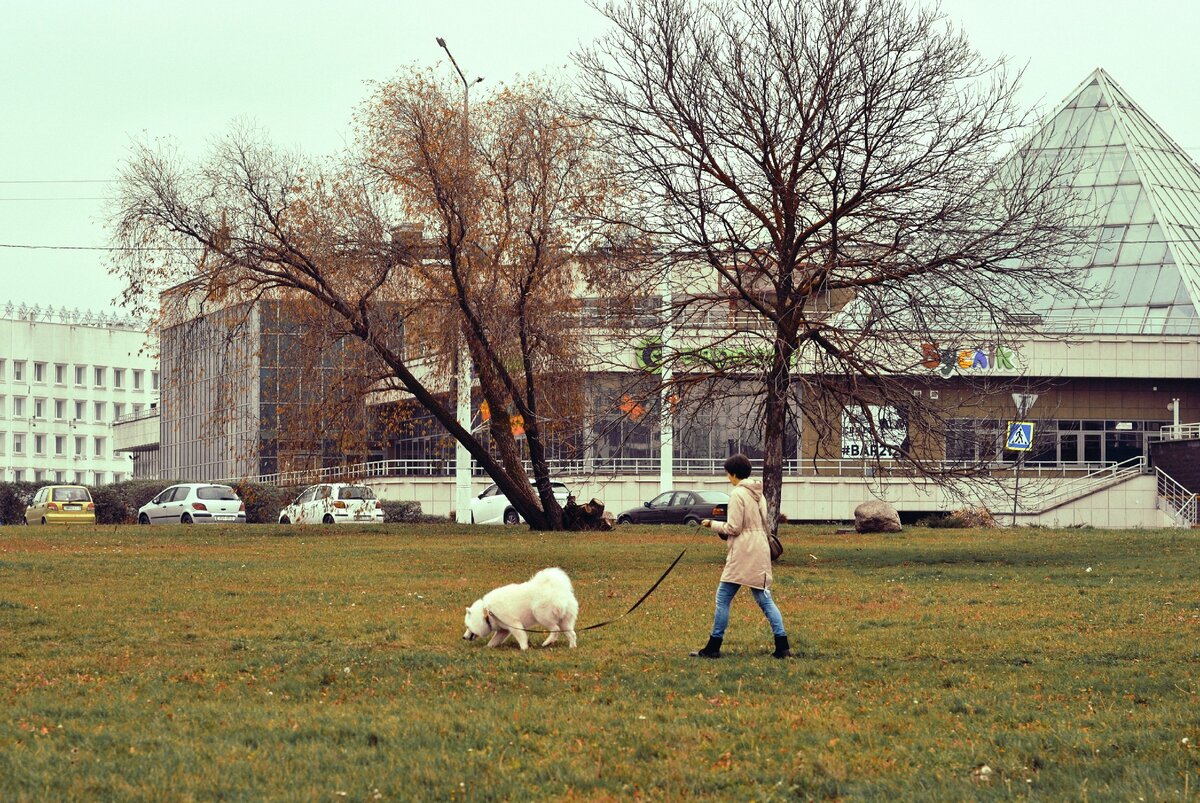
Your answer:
[854,500,902,533]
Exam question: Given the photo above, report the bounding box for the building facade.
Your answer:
[158,298,379,481]
[129,69,1200,526]
[0,305,159,485]
[354,69,1200,523]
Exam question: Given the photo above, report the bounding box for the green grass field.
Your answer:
[2,523,1198,801]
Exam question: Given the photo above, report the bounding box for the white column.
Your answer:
[659,267,674,493]
[455,337,473,523]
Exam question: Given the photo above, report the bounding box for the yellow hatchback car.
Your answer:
[25,485,96,525]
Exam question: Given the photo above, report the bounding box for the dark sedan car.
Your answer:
[616,489,730,525]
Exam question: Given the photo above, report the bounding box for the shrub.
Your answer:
[951,506,997,528]
[1,480,432,527]
[381,501,424,523]
[0,480,180,526]
[919,513,969,528]
[89,480,176,525]
[916,507,997,529]
[230,482,302,525]
[0,481,40,525]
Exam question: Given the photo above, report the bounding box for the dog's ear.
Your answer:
[465,606,471,613]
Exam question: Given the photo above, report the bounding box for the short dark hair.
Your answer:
[723,453,753,479]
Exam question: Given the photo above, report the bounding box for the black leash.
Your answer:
[485,547,688,635]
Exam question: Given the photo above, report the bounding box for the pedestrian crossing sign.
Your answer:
[1006,421,1034,451]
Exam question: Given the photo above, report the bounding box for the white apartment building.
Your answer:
[0,305,159,486]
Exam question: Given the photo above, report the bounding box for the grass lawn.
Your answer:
[1,523,1198,801]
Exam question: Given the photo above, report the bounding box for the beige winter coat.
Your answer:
[711,479,773,589]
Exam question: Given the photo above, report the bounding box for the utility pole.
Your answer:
[436,37,483,524]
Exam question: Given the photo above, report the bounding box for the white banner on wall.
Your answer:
[841,405,907,460]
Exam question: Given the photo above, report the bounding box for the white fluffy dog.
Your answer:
[463,567,579,650]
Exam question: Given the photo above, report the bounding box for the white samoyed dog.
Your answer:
[463,567,579,650]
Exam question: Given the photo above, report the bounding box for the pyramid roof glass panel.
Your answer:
[1019,69,1200,334]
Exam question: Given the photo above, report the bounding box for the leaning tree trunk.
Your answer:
[468,337,552,529]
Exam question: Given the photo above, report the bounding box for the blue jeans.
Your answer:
[710,581,786,639]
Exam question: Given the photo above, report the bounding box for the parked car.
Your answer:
[469,481,571,525]
[138,483,247,525]
[616,489,730,526]
[278,483,384,525]
[25,485,96,526]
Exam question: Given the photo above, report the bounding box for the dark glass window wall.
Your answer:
[946,418,1168,465]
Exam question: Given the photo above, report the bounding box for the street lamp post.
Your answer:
[659,267,673,494]
[436,37,483,524]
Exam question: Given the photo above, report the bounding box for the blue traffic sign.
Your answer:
[1006,421,1034,451]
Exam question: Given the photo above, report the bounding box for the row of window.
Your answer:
[5,469,125,485]
[0,432,107,459]
[0,359,158,391]
[0,396,151,422]
[944,418,1169,464]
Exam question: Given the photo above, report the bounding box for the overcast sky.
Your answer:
[1,0,1196,316]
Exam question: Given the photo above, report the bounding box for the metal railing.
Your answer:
[579,305,1200,337]
[113,406,161,426]
[1156,467,1199,527]
[225,455,1139,488]
[1021,456,1146,512]
[1150,422,1200,442]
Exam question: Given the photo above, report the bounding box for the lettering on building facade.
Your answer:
[920,343,1018,379]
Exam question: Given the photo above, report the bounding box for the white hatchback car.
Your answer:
[278,483,385,525]
[138,483,247,525]
[469,480,571,525]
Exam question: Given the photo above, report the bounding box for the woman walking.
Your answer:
[691,453,790,659]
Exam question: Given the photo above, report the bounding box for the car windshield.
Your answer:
[339,486,375,500]
[695,491,731,504]
[52,487,90,502]
[197,486,239,501]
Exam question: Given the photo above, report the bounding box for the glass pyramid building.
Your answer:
[1024,69,1200,335]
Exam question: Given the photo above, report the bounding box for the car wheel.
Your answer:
[617,515,632,525]
[138,514,150,525]
[684,516,701,526]
[503,508,520,525]
[279,516,290,525]
[181,514,193,524]
[323,514,335,525]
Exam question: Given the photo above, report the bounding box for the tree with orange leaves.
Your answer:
[110,73,633,529]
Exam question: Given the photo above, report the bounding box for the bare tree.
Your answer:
[576,0,1093,526]
[111,74,626,530]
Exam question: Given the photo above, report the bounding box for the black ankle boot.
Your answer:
[772,635,791,659]
[690,636,722,659]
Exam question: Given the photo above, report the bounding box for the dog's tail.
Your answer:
[530,566,573,592]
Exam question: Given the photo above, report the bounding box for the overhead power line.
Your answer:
[0,197,110,202]
[0,243,198,252]
[0,179,113,184]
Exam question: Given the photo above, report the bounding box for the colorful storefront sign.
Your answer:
[921,343,1019,379]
